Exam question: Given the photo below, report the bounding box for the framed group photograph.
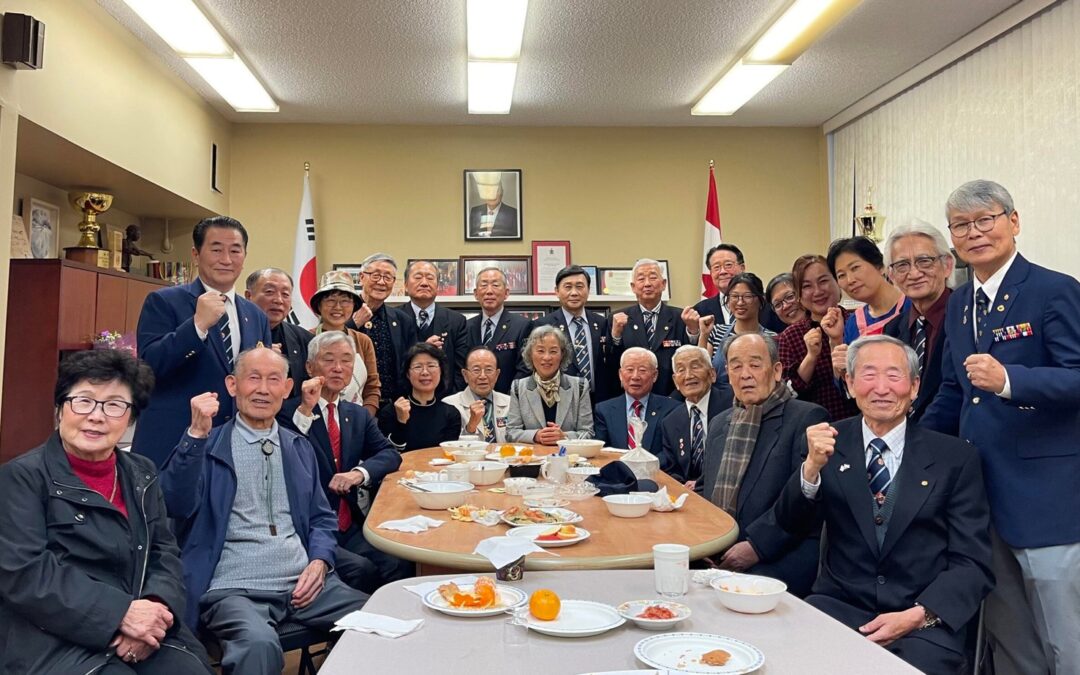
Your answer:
[578,265,600,295]
[460,255,531,295]
[531,240,571,295]
[332,263,366,292]
[24,197,60,259]
[408,258,461,296]
[463,169,523,241]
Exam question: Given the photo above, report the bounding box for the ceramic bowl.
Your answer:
[709,574,787,614]
[408,481,475,510]
[601,494,653,518]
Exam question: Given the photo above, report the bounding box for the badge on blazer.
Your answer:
[364,321,373,329]
[994,323,1034,342]
[661,339,682,348]
[495,341,516,351]
[496,416,508,427]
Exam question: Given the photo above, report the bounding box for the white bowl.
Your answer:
[466,461,507,486]
[567,466,601,483]
[502,477,538,496]
[408,481,475,510]
[709,574,787,614]
[449,448,488,463]
[616,600,691,631]
[440,440,489,458]
[601,494,653,518]
[559,438,604,458]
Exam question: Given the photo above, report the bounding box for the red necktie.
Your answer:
[326,402,352,532]
[627,399,643,449]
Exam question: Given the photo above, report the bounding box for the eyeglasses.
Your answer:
[888,254,948,276]
[364,271,396,283]
[320,297,354,308]
[409,363,439,373]
[467,367,497,376]
[710,261,742,272]
[771,291,797,310]
[947,211,1005,237]
[64,396,134,418]
[727,293,758,305]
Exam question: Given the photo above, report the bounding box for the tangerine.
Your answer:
[519,447,534,458]
[529,589,561,621]
[499,444,516,457]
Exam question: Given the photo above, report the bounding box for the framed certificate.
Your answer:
[531,240,571,295]
[599,267,634,296]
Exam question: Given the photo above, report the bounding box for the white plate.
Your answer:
[617,600,691,630]
[523,497,571,508]
[500,507,583,527]
[429,458,453,466]
[421,583,527,617]
[506,524,591,547]
[634,633,765,674]
[525,599,625,637]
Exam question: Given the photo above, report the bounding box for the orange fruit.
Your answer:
[499,444,516,457]
[519,447,534,458]
[529,589,561,621]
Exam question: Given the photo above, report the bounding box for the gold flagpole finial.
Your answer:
[304,161,310,172]
[709,159,715,168]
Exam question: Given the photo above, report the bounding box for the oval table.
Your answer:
[364,446,738,573]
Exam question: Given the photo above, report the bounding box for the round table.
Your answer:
[364,446,739,572]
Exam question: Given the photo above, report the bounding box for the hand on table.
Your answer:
[534,423,565,446]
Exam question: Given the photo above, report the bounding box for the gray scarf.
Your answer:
[711,383,792,515]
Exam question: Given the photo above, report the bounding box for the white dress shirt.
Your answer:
[685,388,712,437]
[801,418,907,499]
[972,251,1018,398]
[410,301,436,327]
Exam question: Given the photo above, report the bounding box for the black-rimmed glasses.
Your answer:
[64,396,134,418]
[947,211,1005,237]
[888,255,949,276]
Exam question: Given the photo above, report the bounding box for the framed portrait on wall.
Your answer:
[657,259,672,301]
[24,198,60,259]
[408,258,461,296]
[578,265,600,296]
[460,256,531,295]
[463,169,523,241]
[332,263,366,292]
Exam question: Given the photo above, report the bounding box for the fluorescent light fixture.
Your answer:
[468,61,517,114]
[692,61,788,115]
[467,0,529,60]
[747,0,862,63]
[185,54,278,112]
[121,0,231,57]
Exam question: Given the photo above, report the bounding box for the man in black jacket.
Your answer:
[465,266,531,393]
[245,267,313,406]
[399,260,468,393]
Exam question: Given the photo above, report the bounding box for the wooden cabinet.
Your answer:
[1,259,170,462]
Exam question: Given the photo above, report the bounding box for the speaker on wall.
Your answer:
[2,13,45,70]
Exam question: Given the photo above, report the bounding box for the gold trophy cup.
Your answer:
[65,191,114,267]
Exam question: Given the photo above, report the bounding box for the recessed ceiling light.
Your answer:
[692,61,789,116]
[121,0,231,57]
[467,61,518,114]
[467,0,529,60]
[747,0,862,63]
[185,54,278,112]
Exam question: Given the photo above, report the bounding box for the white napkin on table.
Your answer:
[332,610,424,638]
[631,486,688,512]
[403,575,480,598]
[378,515,445,533]
[473,536,557,570]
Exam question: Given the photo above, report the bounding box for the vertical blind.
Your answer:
[830,0,1080,277]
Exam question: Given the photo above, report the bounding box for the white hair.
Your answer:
[620,346,658,369]
[672,344,710,369]
[884,218,952,268]
[307,331,356,364]
[632,258,665,279]
[846,334,920,382]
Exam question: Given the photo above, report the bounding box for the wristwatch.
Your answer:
[914,602,942,630]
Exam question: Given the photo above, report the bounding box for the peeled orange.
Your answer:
[529,589,561,621]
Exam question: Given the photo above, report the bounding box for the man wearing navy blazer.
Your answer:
[135,216,271,467]
[611,259,703,396]
[347,253,416,406]
[699,334,827,598]
[659,345,732,487]
[782,335,993,673]
[594,347,679,451]
[398,260,468,393]
[922,180,1080,675]
[881,221,955,422]
[244,267,313,407]
[282,331,410,593]
[533,265,615,403]
[465,267,531,393]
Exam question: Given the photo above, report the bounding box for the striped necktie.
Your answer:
[572,317,591,381]
[482,398,496,442]
[689,405,705,476]
[912,316,927,373]
[482,318,495,345]
[867,437,892,506]
[644,310,657,345]
[627,399,644,449]
[418,308,430,332]
[975,288,991,350]
[217,310,234,371]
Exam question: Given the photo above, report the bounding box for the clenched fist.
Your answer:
[611,312,629,339]
[352,304,373,328]
[394,397,412,424]
[831,343,849,377]
[298,377,325,417]
[803,422,838,483]
[194,291,228,334]
[681,306,701,335]
[803,327,824,358]
[820,306,845,344]
[467,399,486,429]
[189,392,219,439]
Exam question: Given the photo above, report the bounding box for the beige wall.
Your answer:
[231,124,828,307]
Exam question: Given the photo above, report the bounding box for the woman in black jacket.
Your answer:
[0,350,211,674]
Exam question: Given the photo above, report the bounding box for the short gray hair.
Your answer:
[361,252,397,271]
[846,334,920,382]
[233,346,289,377]
[722,332,779,364]
[244,267,293,292]
[307,331,356,364]
[672,344,710,369]
[472,266,506,290]
[632,258,665,279]
[884,219,952,268]
[945,179,1015,218]
[620,346,658,369]
[521,324,572,372]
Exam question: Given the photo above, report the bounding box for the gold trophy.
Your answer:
[854,187,885,243]
[65,191,113,267]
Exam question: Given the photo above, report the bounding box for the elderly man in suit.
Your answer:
[282,332,410,593]
[659,345,733,488]
[922,180,1080,675]
[780,334,993,673]
[595,347,679,452]
[533,265,615,404]
[245,267,313,407]
[348,253,415,407]
[135,216,271,467]
[879,222,954,422]
[398,260,468,394]
[444,346,512,443]
[465,267,531,393]
[612,259,702,395]
[699,334,826,597]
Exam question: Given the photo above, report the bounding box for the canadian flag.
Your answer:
[288,171,319,328]
[701,162,723,298]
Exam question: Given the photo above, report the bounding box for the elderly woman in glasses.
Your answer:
[700,272,777,388]
[0,350,211,674]
[507,325,594,445]
[377,342,461,452]
[766,273,808,327]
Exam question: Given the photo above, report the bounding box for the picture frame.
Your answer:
[24,197,60,259]
[578,265,600,296]
[598,267,634,297]
[460,255,532,295]
[408,258,461,296]
[463,169,523,241]
[332,263,366,293]
[657,259,672,301]
[530,240,571,295]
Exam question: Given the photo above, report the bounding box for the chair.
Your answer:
[202,622,334,675]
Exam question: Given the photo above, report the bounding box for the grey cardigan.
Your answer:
[507,373,594,442]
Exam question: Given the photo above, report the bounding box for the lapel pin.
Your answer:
[364,321,373,329]
[392,321,398,327]
[839,463,851,472]
[501,324,507,330]
[593,322,598,329]
[963,316,968,325]
[344,416,350,423]
[679,438,684,449]
[921,480,928,486]
[997,305,1005,312]
[633,325,639,330]
[1003,294,1009,300]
